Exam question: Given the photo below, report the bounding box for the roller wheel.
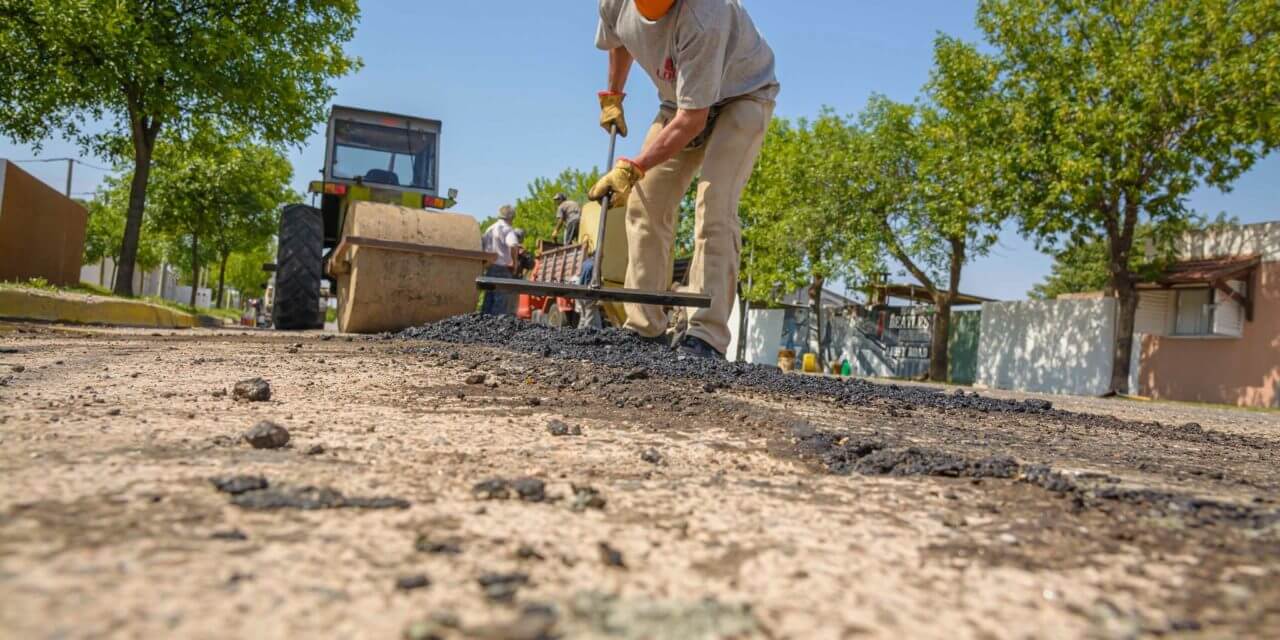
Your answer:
[273,204,324,330]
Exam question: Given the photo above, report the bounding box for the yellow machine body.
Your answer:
[326,201,488,333]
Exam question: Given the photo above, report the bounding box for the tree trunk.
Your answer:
[1106,196,1141,395]
[114,115,161,297]
[736,283,749,362]
[216,251,230,308]
[189,233,200,308]
[929,298,952,382]
[110,260,118,290]
[809,273,825,368]
[928,237,966,382]
[1110,273,1138,395]
[99,257,106,286]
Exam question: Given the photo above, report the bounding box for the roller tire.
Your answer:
[273,204,324,330]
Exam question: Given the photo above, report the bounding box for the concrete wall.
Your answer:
[0,160,87,285]
[1179,221,1280,261]
[80,259,168,298]
[726,300,786,365]
[976,298,1117,397]
[1139,261,1280,408]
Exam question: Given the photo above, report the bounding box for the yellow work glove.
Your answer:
[588,159,645,207]
[598,91,628,137]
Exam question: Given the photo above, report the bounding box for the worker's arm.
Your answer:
[631,108,710,171]
[599,48,633,137]
[607,47,632,93]
[587,107,710,207]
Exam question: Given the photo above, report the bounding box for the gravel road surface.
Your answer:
[1,319,1276,639]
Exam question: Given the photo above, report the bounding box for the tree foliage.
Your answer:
[741,112,881,305]
[503,168,602,250]
[740,112,884,365]
[1030,215,1233,300]
[979,0,1280,393]
[854,37,1011,381]
[83,174,165,281]
[146,126,294,307]
[223,239,277,302]
[0,0,359,295]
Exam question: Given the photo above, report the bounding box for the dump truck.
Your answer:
[273,106,491,332]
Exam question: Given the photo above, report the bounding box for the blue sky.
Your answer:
[3,1,1275,300]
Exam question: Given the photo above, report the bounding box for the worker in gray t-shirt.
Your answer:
[551,193,583,245]
[588,0,778,360]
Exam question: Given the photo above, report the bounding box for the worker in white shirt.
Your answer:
[480,205,522,316]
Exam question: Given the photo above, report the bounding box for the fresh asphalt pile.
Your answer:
[400,314,1280,530]
[398,314,1053,414]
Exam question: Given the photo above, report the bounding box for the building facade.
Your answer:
[1136,221,1280,408]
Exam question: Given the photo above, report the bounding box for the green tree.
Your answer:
[83,174,164,288]
[1030,216,1232,300]
[147,127,294,307]
[1028,236,1113,300]
[980,0,1280,394]
[506,168,602,250]
[205,150,294,307]
[0,0,359,297]
[224,239,277,303]
[741,112,883,365]
[673,180,699,259]
[858,38,1010,382]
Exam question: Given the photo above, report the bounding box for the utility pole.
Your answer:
[64,158,74,197]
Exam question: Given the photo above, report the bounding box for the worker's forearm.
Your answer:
[607,47,632,93]
[632,109,709,170]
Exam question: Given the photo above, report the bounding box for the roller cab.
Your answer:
[272,105,486,333]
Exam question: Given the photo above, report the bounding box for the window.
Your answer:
[1173,288,1214,336]
[330,120,437,190]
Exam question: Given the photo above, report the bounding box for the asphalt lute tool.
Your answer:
[475,128,712,309]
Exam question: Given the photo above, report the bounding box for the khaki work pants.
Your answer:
[622,98,774,353]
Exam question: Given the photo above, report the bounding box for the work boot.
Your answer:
[676,335,725,360]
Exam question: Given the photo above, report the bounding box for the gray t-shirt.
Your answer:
[596,0,779,110]
[557,200,582,224]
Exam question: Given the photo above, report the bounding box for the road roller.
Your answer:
[272,106,490,333]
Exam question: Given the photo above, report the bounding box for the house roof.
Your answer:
[1140,255,1261,287]
[871,283,996,306]
[1137,254,1260,322]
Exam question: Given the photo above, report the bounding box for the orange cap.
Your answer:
[635,0,676,20]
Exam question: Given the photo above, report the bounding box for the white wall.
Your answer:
[171,286,213,309]
[1180,221,1280,262]
[80,259,165,297]
[976,298,1117,397]
[726,300,786,365]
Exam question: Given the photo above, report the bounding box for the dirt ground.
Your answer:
[1,321,1277,640]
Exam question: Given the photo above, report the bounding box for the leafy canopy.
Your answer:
[0,0,361,157]
[83,175,165,270]
[740,112,882,303]
[502,168,602,250]
[146,125,294,278]
[979,0,1280,251]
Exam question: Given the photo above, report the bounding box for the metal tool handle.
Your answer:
[590,127,620,289]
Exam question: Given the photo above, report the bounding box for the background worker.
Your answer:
[552,194,583,245]
[480,205,522,316]
[588,0,778,359]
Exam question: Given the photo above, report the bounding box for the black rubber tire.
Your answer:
[273,204,324,330]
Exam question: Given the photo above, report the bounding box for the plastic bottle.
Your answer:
[841,358,852,377]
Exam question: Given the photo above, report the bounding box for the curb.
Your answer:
[0,289,197,329]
